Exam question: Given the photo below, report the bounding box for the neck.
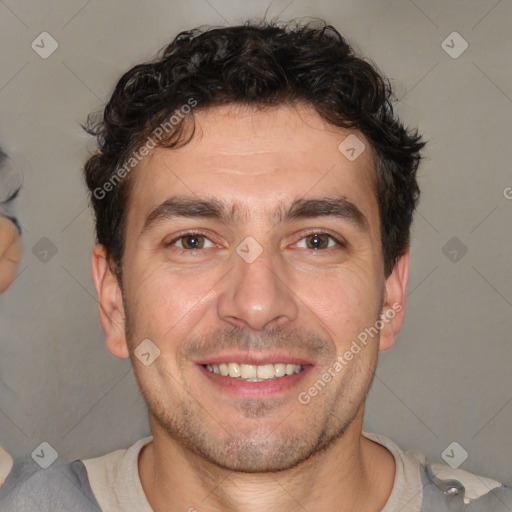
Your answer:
[138,410,396,512]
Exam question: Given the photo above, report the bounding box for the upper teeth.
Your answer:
[205,363,304,381]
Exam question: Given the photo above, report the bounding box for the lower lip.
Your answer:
[198,364,313,398]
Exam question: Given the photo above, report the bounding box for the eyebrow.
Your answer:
[140,195,369,235]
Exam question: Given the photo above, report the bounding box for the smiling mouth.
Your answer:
[202,362,305,382]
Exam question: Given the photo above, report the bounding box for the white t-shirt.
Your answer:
[81,431,503,512]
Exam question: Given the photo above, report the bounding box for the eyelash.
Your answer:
[164,230,346,254]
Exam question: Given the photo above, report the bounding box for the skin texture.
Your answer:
[0,216,21,293]
[92,102,409,512]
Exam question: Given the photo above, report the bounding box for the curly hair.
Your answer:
[84,19,426,279]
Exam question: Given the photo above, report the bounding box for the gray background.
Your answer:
[0,0,511,486]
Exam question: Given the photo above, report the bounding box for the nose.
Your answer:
[216,243,299,331]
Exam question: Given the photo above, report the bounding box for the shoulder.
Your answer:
[421,460,512,511]
[0,455,101,511]
[80,437,153,512]
[362,432,512,511]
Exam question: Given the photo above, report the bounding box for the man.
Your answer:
[2,20,511,511]
[0,150,21,295]
[0,149,21,492]
[0,216,20,295]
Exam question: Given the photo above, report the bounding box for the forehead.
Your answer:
[127,102,379,231]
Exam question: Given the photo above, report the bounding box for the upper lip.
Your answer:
[194,352,314,367]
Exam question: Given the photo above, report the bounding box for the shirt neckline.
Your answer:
[84,432,423,512]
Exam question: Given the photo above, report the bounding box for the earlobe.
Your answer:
[91,244,129,358]
[379,248,410,352]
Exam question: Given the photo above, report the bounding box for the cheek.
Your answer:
[123,261,218,343]
[298,267,382,343]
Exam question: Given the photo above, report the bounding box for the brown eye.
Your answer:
[181,234,205,249]
[167,233,215,250]
[298,233,337,250]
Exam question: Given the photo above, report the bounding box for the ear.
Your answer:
[91,244,129,358]
[379,248,410,351]
[0,216,22,293]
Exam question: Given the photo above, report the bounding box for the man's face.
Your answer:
[99,103,401,472]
